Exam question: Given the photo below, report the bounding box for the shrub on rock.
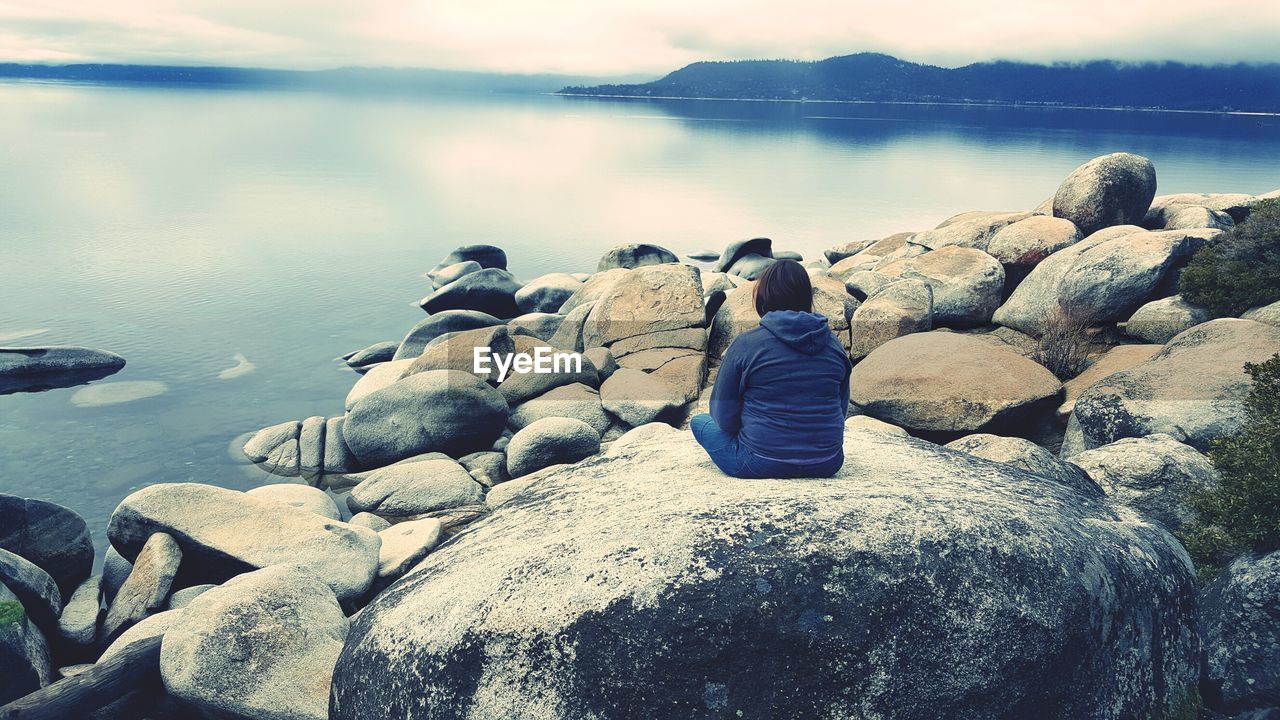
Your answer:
[331,424,1199,720]
[1052,152,1157,236]
[1182,353,1280,573]
[506,417,601,478]
[343,370,508,467]
[1179,198,1280,317]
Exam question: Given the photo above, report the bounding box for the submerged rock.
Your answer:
[332,424,1199,720]
[1051,152,1157,236]
[108,483,379,602]
[0,346,125,378]
[850,331,1062,435]
[161,566,348,720]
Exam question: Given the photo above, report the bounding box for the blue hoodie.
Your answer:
[710,310,852,462]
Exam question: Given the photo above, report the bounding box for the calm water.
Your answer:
[2,81,1278,556]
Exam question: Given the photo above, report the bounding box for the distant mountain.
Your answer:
[561,53,1280,112]
[0,63,652,95]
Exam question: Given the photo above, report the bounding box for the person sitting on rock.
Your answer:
[692,259,852,478]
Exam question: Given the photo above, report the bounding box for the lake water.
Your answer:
[2,81,1278,557]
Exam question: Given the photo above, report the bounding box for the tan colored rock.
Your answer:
[912,211,1033,252]
[850,331,1062,434]
[878,246,1004,327]
[849,279,932,360]
[581,264,704,348]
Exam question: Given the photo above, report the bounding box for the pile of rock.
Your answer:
[7,153,1279,718]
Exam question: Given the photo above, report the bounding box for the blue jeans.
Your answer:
[690,414,843,479]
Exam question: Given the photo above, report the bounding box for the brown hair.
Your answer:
[753,259,812,317]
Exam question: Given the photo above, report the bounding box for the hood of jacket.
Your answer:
[758,310,833,355]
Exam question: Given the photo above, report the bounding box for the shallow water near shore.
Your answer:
[1,80,1278,559]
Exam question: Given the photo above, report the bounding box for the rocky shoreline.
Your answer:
[3,152,1280,718]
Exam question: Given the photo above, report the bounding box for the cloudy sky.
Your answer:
[0,0,1277,75]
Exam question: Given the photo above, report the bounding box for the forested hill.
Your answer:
[560,53,1280,112]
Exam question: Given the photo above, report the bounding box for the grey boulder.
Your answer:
[343,370,509,467]
[877,246,1004,327]
[597,243,678,271]
[1121,295,1210,344]
[1200,549,1280,716]
[1052,152,1158,236]
[945,434,1101,497]
[420,268,522,318]
[161,565,348,720]
[509,382,612,435]
[347,456,484,518]
[715,237,772,272]
[986,215,1083,285]
[515,273,584,314]
[600,368,688,427]
[377,519,444,581]
[332,424,1198,720]
[108,483,379,602]
[393,310,502,361]
[1067,434,1218,533]
[506,417,601,478]
[0,548,61,637]
[428,244,507,274]
[246,484,341,520]
[1070,319,1280,452]
[0,493,94,595]
[848,278,933,360]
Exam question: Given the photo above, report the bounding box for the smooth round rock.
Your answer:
[1052,152,1158,236]
[332,424,1198,720]
[506,417,601,478]
[246,484,341,520]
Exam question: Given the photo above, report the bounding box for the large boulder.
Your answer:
[509,382,611,435]
[986,215,1083,286]
[393,310,502,361]
[246,484,341,520]
[1058,344,1163,419]
[910,210,1032,252]
[0,493,93,595]
[161,566,348,720]
[1162,205,1234,231]
[506,417,601,478]
[331,424,1199,720]
[420,268,522,318]
[597,244,678,271]
[428,244,507,274]
[1200,549,1280,716]
[0,548,61,637]
[1051,153,1157,236]
[1144,193,1255,227]
[343,370,508,467]
[1121,295,1210,344]
[877,246,1004,327]
[581,264,704,349]
[0,583,52,705]
[404,325,515,383]
[107,483,379,602]
[848,278,933,360]
[945,434,1101,497]
[344,360,414,411]
[1069,319,1280,452]
[993,229,1202,337]
[347,456,484,517]
[599,368,688,427]
[851,332,1062,435]
[715,237,772,272]
[1242,299,1280,327]
[515,273,583,314]
[102,531,182,642]
[1066,434,1218,533]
